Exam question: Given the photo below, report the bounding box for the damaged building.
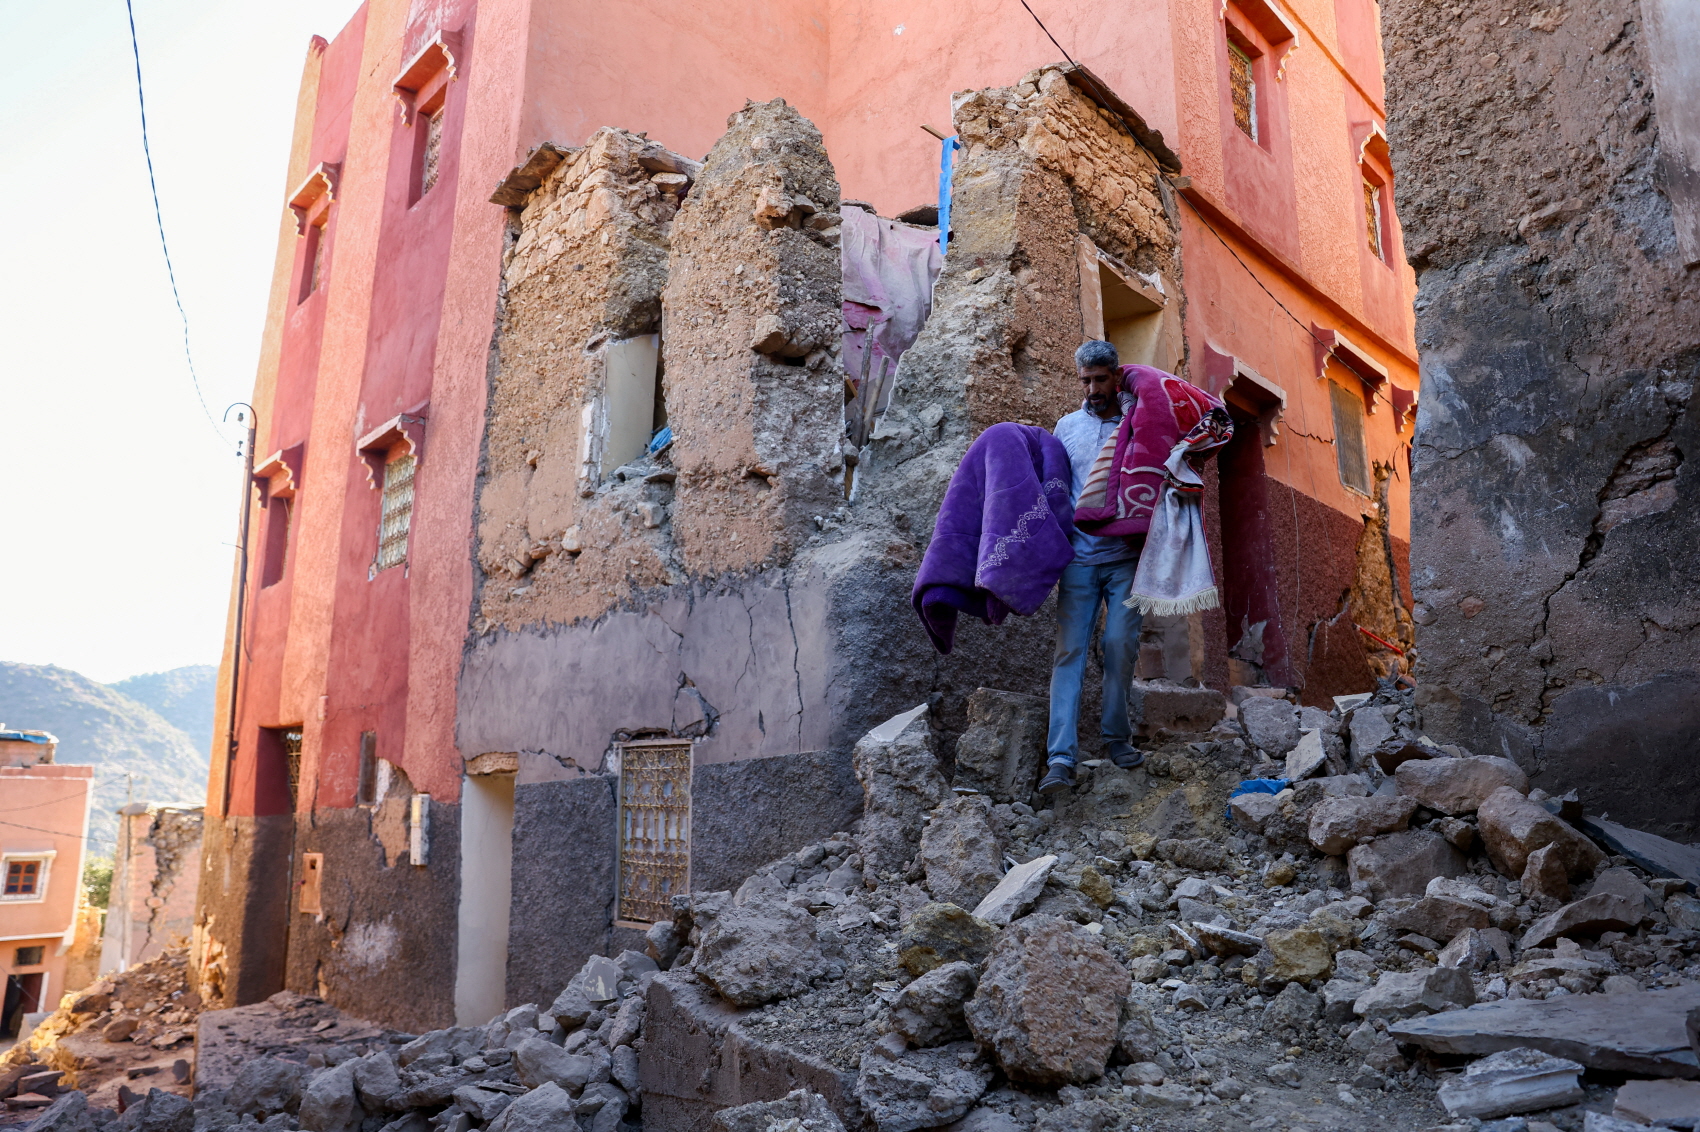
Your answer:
[198,0,1421,1033]
[1383,0,1700,837]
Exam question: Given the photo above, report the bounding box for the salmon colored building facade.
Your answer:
[1,730,92,1038]
[200,0,1417,1032]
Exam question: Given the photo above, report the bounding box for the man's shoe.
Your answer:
[1110,749,1146,770]
[1039,763,1076,794]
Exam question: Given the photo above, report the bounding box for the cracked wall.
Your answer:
[1386,0,1700,835]
[101,805,204,975]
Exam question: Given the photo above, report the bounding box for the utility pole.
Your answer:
[221,405,257,817]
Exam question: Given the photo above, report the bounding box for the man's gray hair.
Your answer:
[1075,340,1120,370]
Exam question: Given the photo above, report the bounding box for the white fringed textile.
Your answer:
[1124,441,1222,617]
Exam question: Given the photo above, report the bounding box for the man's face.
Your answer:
[1079,365,1120,416]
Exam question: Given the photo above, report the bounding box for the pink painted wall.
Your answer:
[0,763,91,1011]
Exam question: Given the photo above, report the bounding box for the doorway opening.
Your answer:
[1218,382,1291,688]
[2,971,44,1038]
[454,769,514,1025]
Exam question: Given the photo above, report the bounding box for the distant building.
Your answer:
[100,803,204,975]
[0,727,92,1037]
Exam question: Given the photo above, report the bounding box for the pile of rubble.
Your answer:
[3,947,203,1121]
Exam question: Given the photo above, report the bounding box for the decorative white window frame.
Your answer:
[1,850,56,904]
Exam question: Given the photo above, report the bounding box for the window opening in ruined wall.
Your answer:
[1363,181,1385,261]
[283,729,303,809]
[615,740,691,925]
[1358,128,1396,267]
[1329,380,1371,495]
[376,453,415,572]
[2,855,49,901]
[1228,41,1258,142]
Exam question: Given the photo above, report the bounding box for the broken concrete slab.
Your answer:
[951,689,1047,804]
[1614,1077,1700,1128]
[1396,756,1530,815]
[971,855,1056,926]
[1308,795,1419,855]
[1285,730,1329,781]
[1581,816,1700,890]
[1241,698,1301,756]
[1436,1047,1585,1119]
[1347,829,1469,900]
[1479,787,1606,880]
[1390,985,1700,1077]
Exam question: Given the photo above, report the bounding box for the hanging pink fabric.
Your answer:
[839,206,944,405]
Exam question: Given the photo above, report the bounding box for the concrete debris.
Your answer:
[1227,789,1285,833]
[1396,757,1531,816]
[1354,967,1477,1019]
[710,1089,846,1132]
[853,705,949,881]
[854,1041,992,1132]
[1613,1078,1700,1128]
[897,903,998,976]
[1435,1047,1585,1119]
[1309,795,1419,855]
[918,797,1005,911]
[694,894,828,1007]
[885,962,977,1047]
[964,918,1124,1086]
[1285,730,1330,781]
[970,855,1056,927]
[1240,698,1301,757]
[951,690,1047,805]
[1478,787,1607,881]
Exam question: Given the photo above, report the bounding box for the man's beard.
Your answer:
[1085,393,1110,411]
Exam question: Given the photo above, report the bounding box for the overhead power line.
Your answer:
[123,0,228,447]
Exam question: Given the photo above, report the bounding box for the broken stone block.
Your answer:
[1520,869,1650,949]
[694,894,827,1006]
[920,797,1005,911]
[1308,795,1420,855]
[710,1089,846,1132]
[1478,787,1606,881]
[1354,967,1476,1019]
[1122,1062,1164,1086]
[452,1086,514,1125]
[226,1058,306,1117]
[1193,922,1262,958]
[1614,1078,1700,1128]
[1117,1013,1160,1063]
[1392,893,1493,943]
[1522,844,1573,903]
[1348,829,1469,900]
[1669,893,1700,933]
[1440,928,1498,970]
[1438,816,1478,851]
[487,1083,577,1132]
[605,994,644,1049]
[854,704,949,880]
[855,1042,992,1132]
[964,917,1125,1086]
[19,1091,95,1132]
[298,1063,362,1132]
[1266,926,1333,983]
[352,1052,401,1112]
[1436,1047,1585,1119]
[1076,866,1115,909]
[1285,730,1329,781]
[1265,982,1321,1028]
[1241,698,1300,756]
[952,689,1047,803]
[1228,790,1284,833]
[1155,837,1226,872]
[1396,756,1530,816]
[1129,680,1225,737]
[116,1089,194,1132]
[610,1045,639,1092]
[1321,978,1370,1024]
[971,855,1056,927]
[887,961,978,1047]
[512,1037,598,1092]
[1579,815,1700,891]
[644,920,681,969]
[898,902,998,976]
[1142,790,1199,841]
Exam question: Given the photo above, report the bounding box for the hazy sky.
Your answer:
[0,0,363,684]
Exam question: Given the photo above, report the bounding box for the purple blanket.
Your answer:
[912,423,1076,654]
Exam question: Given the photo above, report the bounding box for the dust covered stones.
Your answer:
[963,917,1125,1086]
[692,894,827,1007]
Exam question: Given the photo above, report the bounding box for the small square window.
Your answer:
[1229,42,1258,142]
[376,454,416,572]
[14,946,44,966]
[3,859,43,900]
[1364,181,1385,261]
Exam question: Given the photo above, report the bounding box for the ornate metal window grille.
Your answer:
[284,729,303,808]
[1363,182,1385,261]
[1229,42,1257,142]
[376,454,415,572]
[616,740,691,925]
[421,110,445,197]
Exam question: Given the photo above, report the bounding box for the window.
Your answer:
[420,109,444,199]
[1330,380,1371,494]
[393,34,458,208]
[616,740,692,925]
[283,729,303,809]
[356,732,379,805]
[2,856,49,902]
[299,221,326,304]
[1229,41,1258,142]
[288,164,337,301]
[1363,181,1385,261]
[261,499,292,588]
[13,947,44,967]
[376,454,415,572]
[299,852,324,916]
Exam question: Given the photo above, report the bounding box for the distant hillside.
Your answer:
[110,665,217,759]
[0,663,211,851]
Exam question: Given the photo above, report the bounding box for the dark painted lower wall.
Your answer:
[285,802,461,1033]
[197,814,293,1008]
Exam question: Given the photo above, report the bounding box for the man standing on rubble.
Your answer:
[1039,340,1146,794]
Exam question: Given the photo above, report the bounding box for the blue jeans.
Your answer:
[1047,558,1144,766]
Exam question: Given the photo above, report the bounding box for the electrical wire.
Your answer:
[124,0,226,444]
[0,818,113,847]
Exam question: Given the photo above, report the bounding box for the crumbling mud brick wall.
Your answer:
[459,73,1190,1005]
[101,805,204,975]
[1385,0,1700,835]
